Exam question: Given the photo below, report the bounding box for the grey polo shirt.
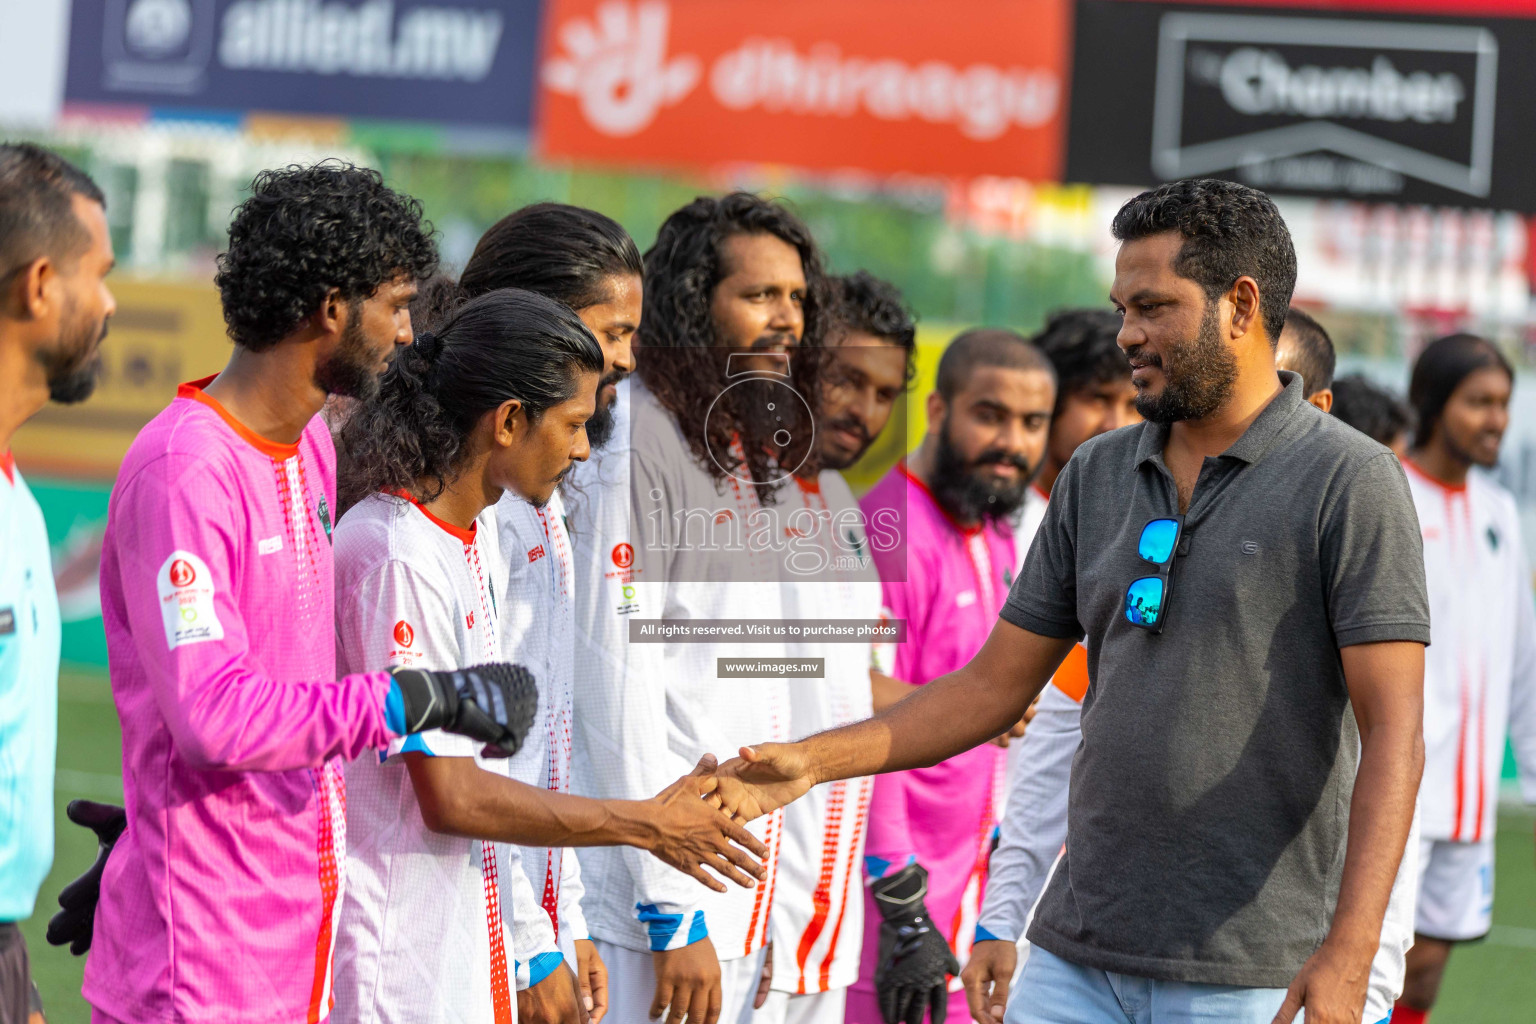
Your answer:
[1001,371,1430,988]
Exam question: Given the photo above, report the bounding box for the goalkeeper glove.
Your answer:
[46,800,128,955]
[871,862,960,1024]
[389,663,539,758]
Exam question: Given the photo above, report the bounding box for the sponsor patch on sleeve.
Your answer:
[157,551,224,650]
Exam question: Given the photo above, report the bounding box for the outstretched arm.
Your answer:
[718,620,1076,818]
[407,752,765,891]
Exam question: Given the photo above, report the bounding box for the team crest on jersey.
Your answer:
[158,551,224,650]
[317,495,333,543]
[615,582,641,617]
[1488,525,1501,551]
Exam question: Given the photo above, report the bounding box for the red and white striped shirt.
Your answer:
[1406,461,1536,843]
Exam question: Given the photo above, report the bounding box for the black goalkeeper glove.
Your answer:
[871,862,960,1024]
[389,663,538,758]
[46,799,127,956]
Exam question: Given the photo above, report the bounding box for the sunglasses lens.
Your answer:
[1125,577,1166,627]
[1138,518,1179,565]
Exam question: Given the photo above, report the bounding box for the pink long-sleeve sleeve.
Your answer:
[111,452,394,771]
[85,387,394,1023]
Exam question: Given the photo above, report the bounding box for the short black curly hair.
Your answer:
[1111,178,1296,344]
[215,162,438,351]
[830,270,917,385]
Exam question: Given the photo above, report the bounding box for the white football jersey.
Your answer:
[332,493,557,1024]
[496,488,590,958]
[770,471,880,995]
[1406,461,1536,842]
[568,377,789,959]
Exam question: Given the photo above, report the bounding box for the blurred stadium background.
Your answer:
[4,0,1535,1018]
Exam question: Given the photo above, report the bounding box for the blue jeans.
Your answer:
[1005,946,1302,1024]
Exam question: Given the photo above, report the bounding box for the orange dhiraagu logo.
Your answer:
[394,620,415,648]
[168,558,196,587]
[612,542,635,569]
[535,0,1068,180]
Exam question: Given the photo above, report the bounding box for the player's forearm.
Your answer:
[1326,715,1422,960]
[407,755,657,848]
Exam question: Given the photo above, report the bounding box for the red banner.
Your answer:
[534,0,1069,180]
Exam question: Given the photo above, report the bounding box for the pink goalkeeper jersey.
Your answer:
[851,462,1015,1024]
[86,378,397,1024]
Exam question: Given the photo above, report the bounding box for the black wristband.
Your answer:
[390,667,459,734]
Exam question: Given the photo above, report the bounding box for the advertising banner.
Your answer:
[535,0,1069,180]
[1065,1,1536,209]
[63,0,541,128]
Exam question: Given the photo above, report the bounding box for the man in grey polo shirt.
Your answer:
[714,178,1428,1024]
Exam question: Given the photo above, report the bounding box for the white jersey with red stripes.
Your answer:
[332,493,555,1024]
[1406,461,1536,844]
[497,488,591,962]
[770,470,881,995]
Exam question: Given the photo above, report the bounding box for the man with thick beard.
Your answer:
[714,179,1429,1024]
[79,163,537,1024]
[569,192,829,1024]
[0,142,114,1024]
[850,329,1054,1024]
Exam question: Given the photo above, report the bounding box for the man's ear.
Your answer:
[925,390,946,433]
[1308,389,1334,415]
[314,287,346,339]
[13,257,55,321]
[1227,276,1262,340]
[495,398,525,447]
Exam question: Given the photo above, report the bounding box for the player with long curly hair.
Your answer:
[569,193,832,1024]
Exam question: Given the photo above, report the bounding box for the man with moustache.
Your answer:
[715,179,1429,1024]
[850,329,1055,1024]
[968,306,1419,1024]
[1395,334,1536,1024]
[764,272,917,1024]
[569,193,830,1024]
[76,163,535,1024]
[0,142,114,1024]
